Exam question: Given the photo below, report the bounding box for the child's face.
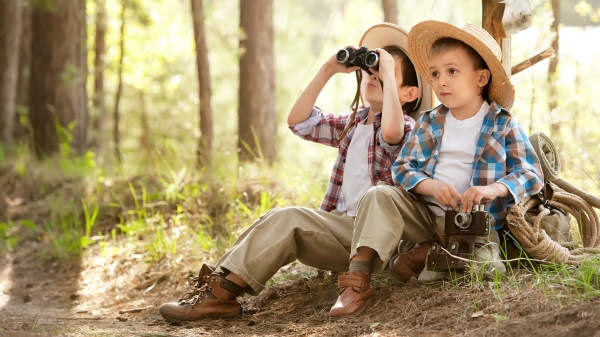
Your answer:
[363,54,410,108]
[428,47,490,112]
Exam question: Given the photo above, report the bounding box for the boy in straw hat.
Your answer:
[358,21,544,283]
[159,23,434,322]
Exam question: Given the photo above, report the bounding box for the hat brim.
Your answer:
[408,21,515,109]
[358,23,435,117]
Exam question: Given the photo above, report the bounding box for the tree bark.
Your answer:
[92,0,107,151]
[381,0,398,25]
[14,0,31,143]
[30,0,88,158]
[548,0,560,139]
[0,0,22,145]
[113,3,126,162]
[238,0,276,164]
[191,0,213,167]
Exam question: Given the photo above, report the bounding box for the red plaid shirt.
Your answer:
[290,106,415,212]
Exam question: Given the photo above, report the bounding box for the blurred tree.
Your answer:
[29,0,88,158]
[382,0,399,24]
[0,0,22,145]
[92,0,107,151]
[113,1,126,162]
[239,0,276,164]
[549,0,560,140]
[192,0,213,167]
[14,0,31,143]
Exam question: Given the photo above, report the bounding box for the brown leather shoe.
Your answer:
[329,270,375,319]
[159,273,242,323]
[388,240,434,282]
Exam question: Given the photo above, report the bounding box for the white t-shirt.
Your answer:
[339,122,374,216]
[423,101,490,216]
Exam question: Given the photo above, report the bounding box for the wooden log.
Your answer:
[511,47,555,75]
[501,0,532,35]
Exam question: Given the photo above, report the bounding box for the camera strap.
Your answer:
[399,188,447,247]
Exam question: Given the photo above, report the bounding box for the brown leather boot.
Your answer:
[388,240,434,282]
[329,270,375,319]
[159,273,242,323]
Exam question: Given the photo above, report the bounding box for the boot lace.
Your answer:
[178,275,215,307]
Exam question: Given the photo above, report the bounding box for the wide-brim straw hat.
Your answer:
[407,21,515,109]
[359,23,435,116]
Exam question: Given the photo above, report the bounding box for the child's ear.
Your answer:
[400,86,420,103]
[478,69,491,87]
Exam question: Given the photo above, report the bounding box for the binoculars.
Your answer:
[427,205,491,272]
[336,46,379,74]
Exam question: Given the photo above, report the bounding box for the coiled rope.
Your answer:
[507,184,600,265]
[505,132,600,265]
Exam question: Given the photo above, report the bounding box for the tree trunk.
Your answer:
[548,0,560,140]
[139,89,150,152]
[191,0,213,167]
[92,0,107,151]
[381,0,398,25]
[113,3,126,162]
[238,0,276,164]
[30,0,88,158]
[14,0,31,143]
[0,0,22,145]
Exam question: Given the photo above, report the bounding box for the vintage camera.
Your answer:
[427,205,491,272]
[336,46,379,74]
[444,205,490,236]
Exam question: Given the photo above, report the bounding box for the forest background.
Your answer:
[1,0,600,335]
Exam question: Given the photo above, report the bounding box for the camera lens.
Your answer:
[454,212,472,229]
[365,51,379,68]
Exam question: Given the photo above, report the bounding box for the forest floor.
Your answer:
[2,238,600,337]
[2,160,600,337]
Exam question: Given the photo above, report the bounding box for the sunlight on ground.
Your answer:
[0,259,13,309]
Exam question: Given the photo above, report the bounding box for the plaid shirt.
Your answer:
[393,101,544,230]
[290,106,415,212]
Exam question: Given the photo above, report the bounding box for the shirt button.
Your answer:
[343,159,346,163]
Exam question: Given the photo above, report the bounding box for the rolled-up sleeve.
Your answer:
[292,109,322,135]
[392,125,433,190]
[377,115,416,157]
[289,106,350,147]
[496,121,544,205]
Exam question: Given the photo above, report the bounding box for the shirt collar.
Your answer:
[430,99,503,120]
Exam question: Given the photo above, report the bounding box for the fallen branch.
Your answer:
[118,305,153,314]
[511,47,555,76]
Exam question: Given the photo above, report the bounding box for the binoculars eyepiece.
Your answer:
[336,46,379,74]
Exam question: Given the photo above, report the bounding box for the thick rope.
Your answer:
[507,183,600,266]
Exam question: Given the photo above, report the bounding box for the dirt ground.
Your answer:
[2,237,600,337]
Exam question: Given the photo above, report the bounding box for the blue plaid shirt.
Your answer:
[393,101,544,230]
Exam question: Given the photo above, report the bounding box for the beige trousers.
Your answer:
[217,183,438,295]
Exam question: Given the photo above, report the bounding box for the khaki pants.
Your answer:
[217,183,438,295]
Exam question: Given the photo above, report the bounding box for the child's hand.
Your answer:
[324,46,361,75]
[432,183,462,211]
[368,48,396,84]
[461,185,505,212]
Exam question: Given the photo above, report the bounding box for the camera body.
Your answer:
[336,46,379,74]
[444,204,490,236]
[427,205,491,272]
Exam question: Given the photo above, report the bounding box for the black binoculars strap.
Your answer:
[399,188,447,247]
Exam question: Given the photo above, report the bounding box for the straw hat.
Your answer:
[359,23,435,116]
[407,21,515,109]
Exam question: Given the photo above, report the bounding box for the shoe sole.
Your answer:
[329,294,375,321]
[159,306,243,324]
